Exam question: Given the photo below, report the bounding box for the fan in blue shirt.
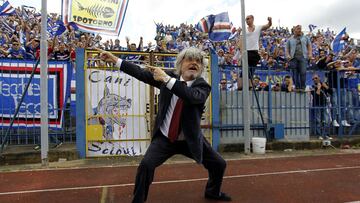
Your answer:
[6,41,26,59]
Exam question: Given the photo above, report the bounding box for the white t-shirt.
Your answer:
[246,25,262,51]
[165,34,173,43]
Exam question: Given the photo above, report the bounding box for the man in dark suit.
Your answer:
[98,47,231,203]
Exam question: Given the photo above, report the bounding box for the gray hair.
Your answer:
[175,47,207,76]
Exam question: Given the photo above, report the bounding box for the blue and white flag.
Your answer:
[0,1,15,16]
[196,12,231,42]
[308,24,317,32]
[195,14,214,33]
[1,20,15,34]
[68,22,79,31]
[228,22,238,40]
[331,27,346,53]
[48,19,66,37]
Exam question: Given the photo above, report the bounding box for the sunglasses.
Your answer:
[312,77,318,80]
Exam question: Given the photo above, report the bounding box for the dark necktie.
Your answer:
[168,81,187,142]
[168,98,184,142]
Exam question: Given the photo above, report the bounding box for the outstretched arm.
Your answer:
[97,48,165,88]
[261,17,272,31]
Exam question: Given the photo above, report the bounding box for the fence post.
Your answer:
[336,70,342,137]
[211,50,220,151]
[76,48,86,158]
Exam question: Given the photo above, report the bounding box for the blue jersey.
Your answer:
[8,47,26,58]
[26,45,39,59]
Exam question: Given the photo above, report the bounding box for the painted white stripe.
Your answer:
[0,165,359,196]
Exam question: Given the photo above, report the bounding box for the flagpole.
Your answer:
[40,0,49,166]
[240,0,251,154]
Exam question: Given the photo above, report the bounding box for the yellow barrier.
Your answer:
[84,50,212,157]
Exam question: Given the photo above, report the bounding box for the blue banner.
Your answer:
[219,66,326,86]
[0,60,72,128]
[0,74,57,118]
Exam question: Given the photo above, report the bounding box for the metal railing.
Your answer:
[217,64,360,143]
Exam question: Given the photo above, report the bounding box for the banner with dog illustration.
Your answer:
[86,69,149,157]
[62,0,129,35]
[0,60,72,128]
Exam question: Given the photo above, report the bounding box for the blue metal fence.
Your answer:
[215,59,360,142]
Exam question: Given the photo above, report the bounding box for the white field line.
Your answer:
[0,165,360,196]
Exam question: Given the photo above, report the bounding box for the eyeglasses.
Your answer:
[312,78,318,80]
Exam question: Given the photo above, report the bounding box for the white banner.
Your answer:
[62,0,129,35]
[86,69,149,156]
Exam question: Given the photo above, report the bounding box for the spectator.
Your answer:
[164,30,173,43]
[220,78,228,91]
[281,75,294,92]
[217,49,225,65]
[25,37,40,59]
[252,76,268,91]
[224,52,234,65]
[316,50,328,69]
[272,82,281,92]
[310,74,332,139]
[3,40,26,59]
[241,15,272,77]
[267,55,278,69]
[275,49,287,69]
[53,42,70,61]
[126,36,143,51]
[110,39,123,51]
[166,39,178,52]
[0,44,9,57]
[286,25,312,91]
[326,60,352,127]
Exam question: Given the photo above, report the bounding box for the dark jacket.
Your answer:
[119,61,211,163]
[311,85,332,106]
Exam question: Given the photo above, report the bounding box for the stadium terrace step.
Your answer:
[219,136,360,153]
[0,143,78,166]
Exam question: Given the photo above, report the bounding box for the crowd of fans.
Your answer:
[151,20,360,138]
[0,6,145,61]
[2,6,359,73]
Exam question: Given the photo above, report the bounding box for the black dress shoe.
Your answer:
[205,192,232,201]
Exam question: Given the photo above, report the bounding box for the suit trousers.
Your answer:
[132,133,227,203]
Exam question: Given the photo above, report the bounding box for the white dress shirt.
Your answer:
[160,77,194,140]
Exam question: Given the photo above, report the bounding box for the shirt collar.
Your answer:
[180,76,195,87]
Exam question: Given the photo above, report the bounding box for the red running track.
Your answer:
[0,153,360,203]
